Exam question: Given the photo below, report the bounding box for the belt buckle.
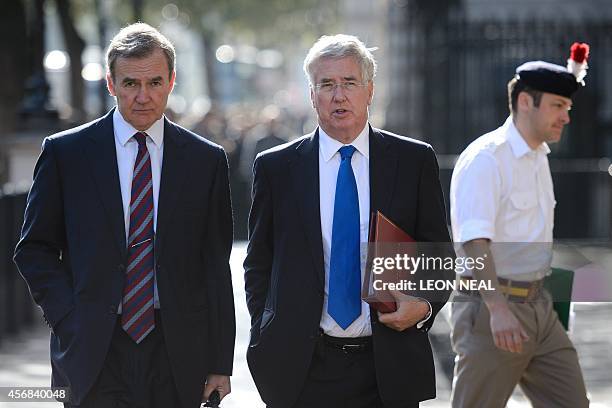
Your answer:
[341,344,363,353]
[503,279,542,302]
[526,279,543,302]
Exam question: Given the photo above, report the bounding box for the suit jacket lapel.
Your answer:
[369,127,398,218]
[367,127,398,323]
[155,119,187,261]
[290,130,325,291]
[84,109,127,259]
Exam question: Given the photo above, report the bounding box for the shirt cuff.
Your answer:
[456,219,495,243]
[416,298,433,329]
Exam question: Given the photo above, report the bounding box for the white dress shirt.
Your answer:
[450,116,555,281]
[318,124,372,337]
[113,109,165,310]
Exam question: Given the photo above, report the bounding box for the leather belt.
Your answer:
[459,276,544,302]
[321,333,372,354]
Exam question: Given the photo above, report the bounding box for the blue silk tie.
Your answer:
[328,145,361,329]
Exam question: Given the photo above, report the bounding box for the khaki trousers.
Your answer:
[450,291,589,408]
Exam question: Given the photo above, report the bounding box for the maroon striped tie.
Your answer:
[121,132,155,343]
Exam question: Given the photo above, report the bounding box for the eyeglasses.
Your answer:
[313,81,367,94]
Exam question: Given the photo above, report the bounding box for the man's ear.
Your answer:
[169,70,176,92]
[517,91,533,113]
[106,72,116,96]
[310,87,316,109]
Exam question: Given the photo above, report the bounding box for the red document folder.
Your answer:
[364,211,415,313]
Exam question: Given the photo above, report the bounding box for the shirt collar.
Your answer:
[113,108,164,148]
[319,123,370,162]
[506,116,550,158]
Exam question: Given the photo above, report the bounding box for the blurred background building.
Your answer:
[386,0,612,239]
[1,0,611,239]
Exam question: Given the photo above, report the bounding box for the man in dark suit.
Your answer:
[14,23,235,407]
[244,34,451,408]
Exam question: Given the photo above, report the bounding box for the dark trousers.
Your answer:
[65,311,181,408]
[280,335,418,408]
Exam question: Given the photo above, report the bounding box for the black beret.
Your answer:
[515,61,578,98]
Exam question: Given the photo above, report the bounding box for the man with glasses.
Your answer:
[245,34,450,408]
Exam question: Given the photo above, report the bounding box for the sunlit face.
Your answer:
[525,92,572,145]
[309,57,373,144]
[107,49,175,131]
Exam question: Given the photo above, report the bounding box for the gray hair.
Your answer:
[303,34,377,85]
[106,23,176,80]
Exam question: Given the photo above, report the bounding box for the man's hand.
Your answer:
[377,292,429,331]
[463,238,529,353]
[202,374,231,403]
[487,301,529,353]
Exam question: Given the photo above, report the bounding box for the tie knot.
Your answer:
[339,145,356,160]
[134,132,147,147]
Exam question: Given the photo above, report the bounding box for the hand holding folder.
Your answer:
[363,211,415,313]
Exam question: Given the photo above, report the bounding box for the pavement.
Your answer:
[1,242,611,407]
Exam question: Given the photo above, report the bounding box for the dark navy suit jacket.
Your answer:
[14,109,235,407]
[244,127,452,407]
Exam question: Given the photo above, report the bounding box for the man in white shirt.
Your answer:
[449,44,590,407]
[245,34,451,408]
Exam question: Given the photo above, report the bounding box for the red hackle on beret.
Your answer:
[570,42,590,64]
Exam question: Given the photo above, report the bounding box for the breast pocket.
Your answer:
[504,192,539,238]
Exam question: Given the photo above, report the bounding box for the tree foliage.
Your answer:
[143,0,339,47]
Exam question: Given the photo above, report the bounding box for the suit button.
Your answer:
[118,264,125,273]
[109,305,117,314]
[156,264,162,271]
